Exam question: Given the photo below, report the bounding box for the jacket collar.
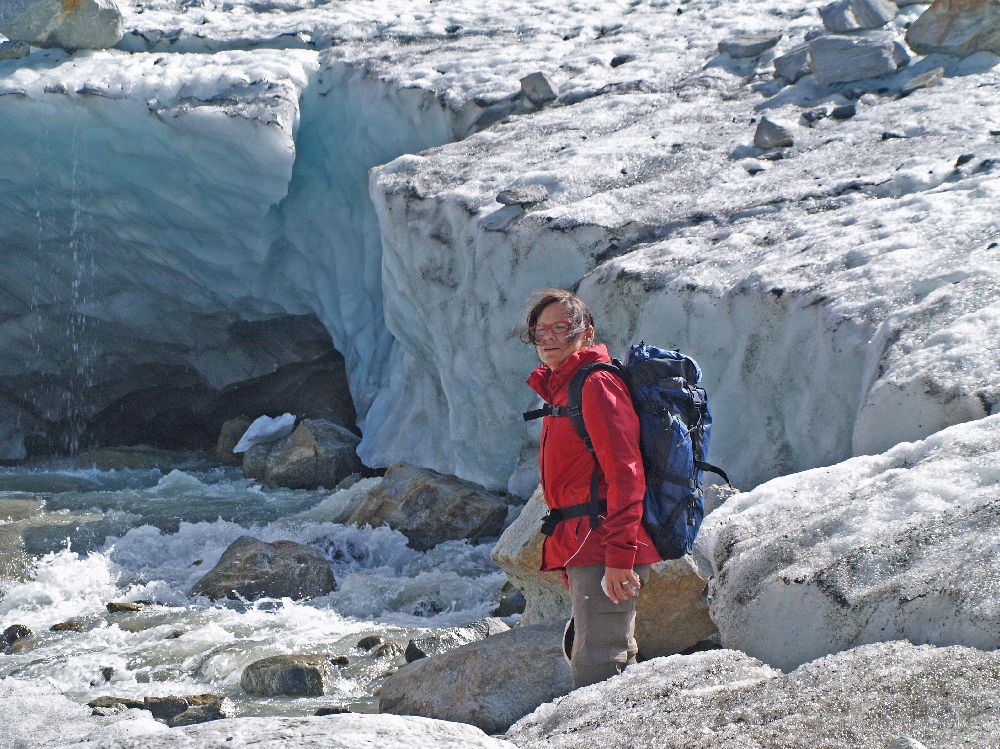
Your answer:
[527,344,611,401]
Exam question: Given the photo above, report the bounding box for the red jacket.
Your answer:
[527,344,661,571]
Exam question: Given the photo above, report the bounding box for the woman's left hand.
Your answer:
[604,566,641,604]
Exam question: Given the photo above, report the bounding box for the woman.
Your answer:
[523,289,661,688]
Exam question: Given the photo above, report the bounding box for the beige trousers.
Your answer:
[565,563,651,689]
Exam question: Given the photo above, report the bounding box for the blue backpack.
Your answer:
[523,342,729,560]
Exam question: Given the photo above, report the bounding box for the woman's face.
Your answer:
[533,302,593,369]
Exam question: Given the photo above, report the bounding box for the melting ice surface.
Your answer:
[0,459,506,721]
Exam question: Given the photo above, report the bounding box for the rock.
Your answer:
[899,66,945,96]
[506,643,999,749]
[88,696,145,711]
[819,0,898,32]
[801,106,829,125]
[192,536,335,601]
[215,416,251,466]
[700,417,1000,671]
[906,0,1000,56]
[373,641,404,658]
[89,694,233,726]
[243,419,362,490]
[330,655,349,666]
[774,45,812,82]
[831,103,858,119]
[718,32,782,58]
[808,33,910,85]
[356,635,384,651]
[100,666,114,682]
[106,601,143,613]
[889,739,930,749]
[403,618,509,663]
[0,0,123,50]
[492,581,527,617]
[87,713,518,748]
[496,184,549,207]
[50,619,86,632]
[315,705,350,716]
[490,487,571,624]
[520,72,559,108]
[753,117,795,149]
[743,158,768,175]
[381,624,571,735]
[347,463,513,551]
[240,654,340,697]
[2,624,32,652]
[610,53,635,67]
[0,40,30,60]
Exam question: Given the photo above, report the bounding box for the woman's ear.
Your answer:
[584,325,595,345]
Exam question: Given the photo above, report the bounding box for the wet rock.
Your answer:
[315,705,350,716]
[382,623,570,735]
[0,40,30,60]
[819,0,898,32]
[330,655,350,666]
[240,654,339,697]
[520,72,559,107]
[809,33,910,84]
[907,0,1000,56]
[106,601,144,613]
[899,66,945,96]
[753,117,795,149]
[215,416,251,466]
[492,581,527,617]
[0,0,124,50]
[357,635,384,651]
[718,32,782,58]
[831,103,858,119]
[403,618,509,663]
[774,45,812,82]
[100,666,114,682]
[3,624,33,653]
[90,694,233,726]
[89,696,145,712]
[50,619,86,633]
[192,535,336,601]
[347,463,514,551]
[163,695,235,727]
[243,419,362,490]
[496,184,549,207]
[373,641,404,659]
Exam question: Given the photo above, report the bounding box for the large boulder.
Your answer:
[240,654,341,697]
[506,643,1000,749]
[808,33,910,84]
[819,0,898,32]
[347,462,514,551]
[0,0,123,50]
[191,536,336,601]
[491,487,716,657]
[906,0,1000,56]
[243,419,362,490]
[380,623,572,735]
[699,416,1000,671]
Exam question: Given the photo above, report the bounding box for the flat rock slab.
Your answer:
[192,535,336,601]
[507,643,1000,748]
[380,623,572,735]
[773,44,811,82]
[240,654,341,697]
[808,33,910,84]
[906,0,1000,56]
[0,0,123,50]
[718,33,782,58]
[819,0,898,32]
[497,184,550,206]
[348,462,513,551]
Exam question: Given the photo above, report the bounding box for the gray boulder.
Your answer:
[403,618,509,662]
[243,419,362,490]
[192,536,336,601]
[819,0,898,32]
[0,40,30,60]
[507,643,1000,749]
[380,623,572,735]
[240,654,341,697]
[753,117,794,149]
[774,44,812,82]
[347,462,514,551]
[520,72,559,107]
[0,0,123,50]
[808,33,910,84]
[906,0,1000,56]
[718,32,782,58]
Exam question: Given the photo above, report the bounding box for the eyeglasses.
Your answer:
[529,321,574,341]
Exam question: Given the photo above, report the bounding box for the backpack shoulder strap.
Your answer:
[566,361,627,451]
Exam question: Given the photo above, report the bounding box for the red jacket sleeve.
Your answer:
[579,370,646,570]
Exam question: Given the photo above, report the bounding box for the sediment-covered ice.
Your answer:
[697,414,1000,670]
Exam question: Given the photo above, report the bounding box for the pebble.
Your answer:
[520,71,559,108]
[610,54,635,67]
[831,103,857,119]
[753,117,795,150]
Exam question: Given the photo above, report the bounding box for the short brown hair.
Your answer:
[521,288,595,344]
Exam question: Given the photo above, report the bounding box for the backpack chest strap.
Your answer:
[522,404,575,421]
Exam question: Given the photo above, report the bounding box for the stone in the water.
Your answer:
[718,32,783,58]
[0,0,123,50]
[243,419,362,490]
[192,535,336,601]
[357,635,384,651]
[753,116,795,149]
[315,705,350,716]
[404,618,509,663]
[347,462,514,551]
[819,0,898,32]
[215,416,251,466]
[106,601,143,613]
[0,40,30,60]
[100,666,114,682]
[496,184,549,207]
[2,624,32,652]
[906,0,1000,56]
[381,624,571,735]
[50,619,86,633]
[520,72,559,107]
[240,654,339,697]
[831,103,858,119]
[373,641,404,659]
[492,581,527,617]
[774,45,812,82]
[899,66,945,96]
[809,33,910,85]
